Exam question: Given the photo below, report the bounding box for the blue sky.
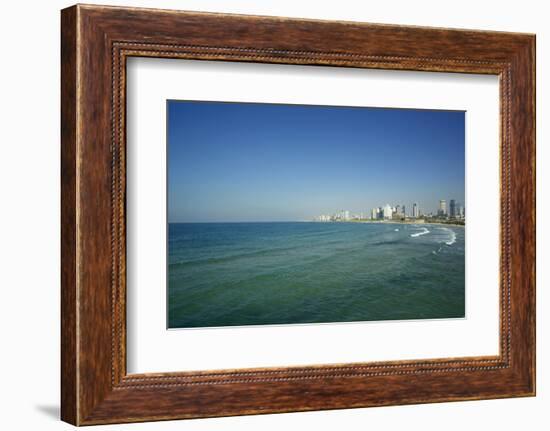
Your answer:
[167,100,465,222]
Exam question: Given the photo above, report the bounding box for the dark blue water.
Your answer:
[168,222,465,328]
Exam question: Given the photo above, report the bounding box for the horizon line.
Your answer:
[168,219,466,224]
[169,220,307,224]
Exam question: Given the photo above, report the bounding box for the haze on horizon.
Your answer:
[167,100,465,223]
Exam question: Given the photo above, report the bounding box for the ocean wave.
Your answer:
[170,244,303,269]
[372,239,402,246]
[446,231,457,245]
[432,245,444,255]
[438,227,457,245]
[394,228,399,232]
[410,228,430,238]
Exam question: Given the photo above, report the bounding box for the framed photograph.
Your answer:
[61,4,536,425]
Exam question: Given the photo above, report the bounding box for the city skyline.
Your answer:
[168,100,465,223]
[315,197,465,222]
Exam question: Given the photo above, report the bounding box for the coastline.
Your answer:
[338,220,466,228]
[169,220,466,227]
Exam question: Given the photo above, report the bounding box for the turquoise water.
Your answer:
[168,222,465,328]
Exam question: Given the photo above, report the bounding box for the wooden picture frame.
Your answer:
[61,4,535,425]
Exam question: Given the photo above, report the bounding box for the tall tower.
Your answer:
[439,199,447,216]
[449,199,457,217]
[412,203,419,218]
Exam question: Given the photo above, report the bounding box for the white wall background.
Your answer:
[0,1,546,429]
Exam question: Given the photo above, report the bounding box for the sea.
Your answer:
[168,222,465,329]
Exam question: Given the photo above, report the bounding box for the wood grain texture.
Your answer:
[60,4,536,425]
[60,5,78,425]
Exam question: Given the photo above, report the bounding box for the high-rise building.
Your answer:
[371,208,377,220]
[401,204,406,216]
[439,199,447,216]
[383,204,393,219]
[449,199,457,217]
[412,203,419,218]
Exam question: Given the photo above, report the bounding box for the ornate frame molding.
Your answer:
[61,5,535,425]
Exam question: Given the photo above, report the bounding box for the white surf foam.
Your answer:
[438,227,457,245]
[410,227,430,238]
[446,231,457,245]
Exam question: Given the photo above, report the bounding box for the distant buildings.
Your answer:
[448,199,465,219]
[449,199,458,218]
[337,211,347,221]
[382,204,393,219]
[436,198,464,220]
[315,197,464,223]
[315,209,356,222]
[438,199,447,216]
